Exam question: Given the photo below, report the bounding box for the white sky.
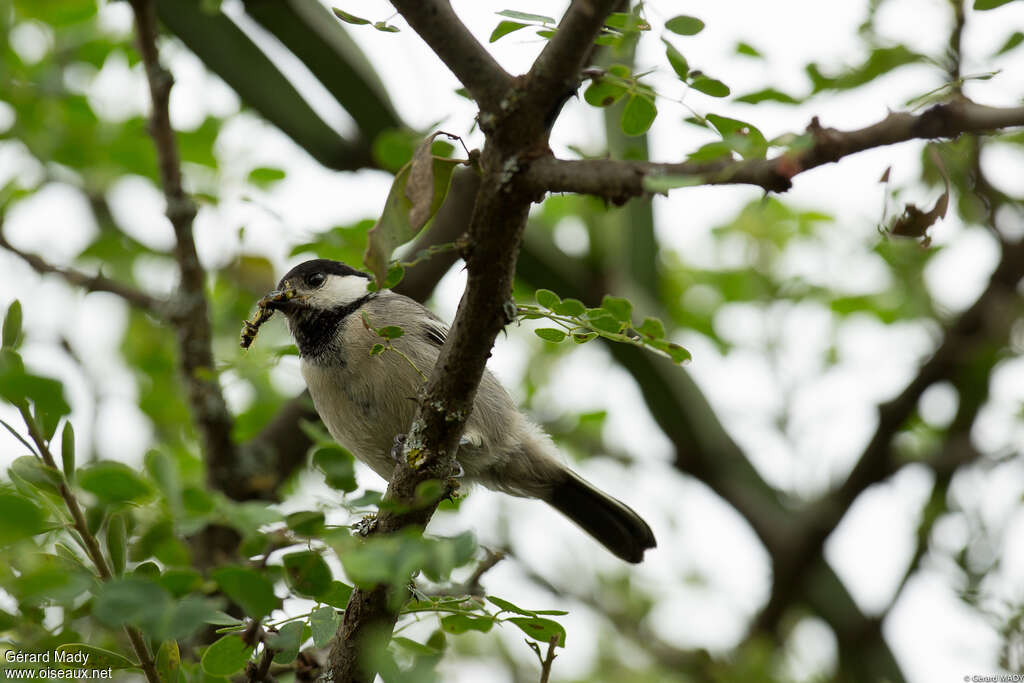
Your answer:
[2,1,1024,681]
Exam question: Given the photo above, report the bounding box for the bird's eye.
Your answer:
[306,272,326,288]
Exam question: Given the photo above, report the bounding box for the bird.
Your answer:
[259,258,656,563]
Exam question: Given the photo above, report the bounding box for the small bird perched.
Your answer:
[257,258,656,563]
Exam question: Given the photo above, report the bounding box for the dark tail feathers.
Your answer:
[547,471,656,563]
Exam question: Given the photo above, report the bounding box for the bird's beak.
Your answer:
[260,281,301,312]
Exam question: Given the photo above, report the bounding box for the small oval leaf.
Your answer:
[201,635,254,677]
[621,94,657,136]
[665,15,705,35]
[535,328,567,343]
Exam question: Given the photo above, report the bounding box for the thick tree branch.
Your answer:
[388,0,512,112]
[524,100,1024,200]
[522,0,620,132]
[129,0,238,495]
[323,4,616,675]
[0,226,165,315]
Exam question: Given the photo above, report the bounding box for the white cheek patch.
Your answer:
[305,274,371,308]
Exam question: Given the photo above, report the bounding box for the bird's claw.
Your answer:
[353,514,378,537]
[390,433,407,464]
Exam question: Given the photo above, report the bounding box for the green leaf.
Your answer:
[92,577,173,637]
[735,41,762,58]
[735,87,801,105]
[377,325,404,339]
[61,422,75,484]
[3,300,22,349]
[440,613,493,634]
[283,551,333,598]
[664,41,689,80]
[605,12,650,32]
[201,635,254,677]
[587,315,623,334]
[370,343,385,356]
[372,21,400,32]
[312,444,358,492]
[487,595,535,616]
[508,617,566,646]
[974,0,1015,8]
[0,493,47,546]
[665,15,705,35]
[490,20,529,42]
[995,31,1024,55]
[268,621,305,664]
[363,134,460,286]
[496,9,555,24]
[286,510,326,537]
[535,289,561,309]
[621,94,657,136]
[159,568,202,597]
[392,636,442,656]
[311,605,342,648]
[572,332,597,343]
[204,611,243,627]
[320,581,355,608]
[583,79,628,107]
[212,566,280,620]
[55,644,136,670]
[601,295,633,323]
[246,166,286,187]
[10,455,62,492]
[535,328,567,343]
[382,263,405,289]
[690,77,731,98]
[78,462,154,504]
[0,367,70,420]
[155,641,180,683]
[167,596,222,641]
[637,317,667,339]
[551,299,586,316]
[107,513,127,576]
[332,8,370,24]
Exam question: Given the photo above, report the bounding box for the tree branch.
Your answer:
[0,226,165,315]
[524,99,1024,200]
[521,0,620,132]
[128,0,238,495]
[388,0,512,112]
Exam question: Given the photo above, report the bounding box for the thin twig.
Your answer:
[538,635,558,683]
[388,0,511,112]
[18,409,159,683]
[0,224,165,315]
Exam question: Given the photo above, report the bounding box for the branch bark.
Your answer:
[388,0,512,112]
[324,3,619,681]
[128,0,238,496]
[0,226,165,315]
[524,100,1024,200]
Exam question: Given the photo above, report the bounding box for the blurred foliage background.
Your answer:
[1,0,1023,681]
